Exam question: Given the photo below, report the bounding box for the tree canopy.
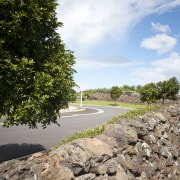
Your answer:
[140,77,179,104]
[0,0,76,128]
[139,83,159,104]
[157,77,179,103]
[110,86,122,104]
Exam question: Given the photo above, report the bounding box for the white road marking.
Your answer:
[61,108,104,118]
[0,122,4,126]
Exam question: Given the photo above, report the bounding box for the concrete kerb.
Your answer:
[60,106,85,113]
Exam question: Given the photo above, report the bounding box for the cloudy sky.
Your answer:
[56,0,180,90]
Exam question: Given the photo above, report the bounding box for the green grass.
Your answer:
[76,100,146,109]
[56,125,105,147]
[106,105,161,124]
[53,101,162,149]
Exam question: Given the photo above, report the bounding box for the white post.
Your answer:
[80,90,83,108]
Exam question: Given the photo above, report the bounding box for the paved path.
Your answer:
[0,105,129,162]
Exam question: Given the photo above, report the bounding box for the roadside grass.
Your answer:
[75,100,146,109]
[53,101,162,149]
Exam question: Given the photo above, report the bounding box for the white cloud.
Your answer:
[56,0,180,71]
[151,52,180,74]
[57,0,137,48]
[153,0,180,13]
[151,22,171,33]
[132,52,180,85]
[57,0,180,49]
[140,34,177,54]
[75,55,139,69]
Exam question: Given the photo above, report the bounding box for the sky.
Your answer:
[56,0,180,90]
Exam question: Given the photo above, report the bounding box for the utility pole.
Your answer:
[80,90,83,108]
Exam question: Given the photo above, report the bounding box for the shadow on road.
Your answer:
[0,143,46,163]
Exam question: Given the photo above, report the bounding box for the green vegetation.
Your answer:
[58,125,105,146]
[122,85,136,91]
[76,100,146,109]
[106,105,161,124]
[110,86,122,105]
[139,77,179,104]
[78,77,179,105]
[157,77,179,103]
[139,83,159,104]
[0,0,76,128]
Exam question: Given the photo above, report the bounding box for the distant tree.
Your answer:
[96,88,110,93]
[110,86,122,105]
[83,89,96,100]
[0,0,76,128]
[157,81,168,103]
[122,85,135,91]
[68,89,77,102]
[136,85,142,93]
[157,77,179,103]
[122,85,129,91]
[139,83,159,104]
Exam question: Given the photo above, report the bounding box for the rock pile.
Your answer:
[90,91,141,104]
[118,91,141,104]
[90,91,112,101]
[0,102,180,179]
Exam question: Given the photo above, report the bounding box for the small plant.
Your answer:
[59,124,105,146]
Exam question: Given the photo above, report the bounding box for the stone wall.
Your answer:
[118,91,141,104]
[0,102,180,179]
[90,91,112,101]
[90,91,141,104]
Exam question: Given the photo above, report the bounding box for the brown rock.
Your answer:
[75,173,96,180]
[104,124,138,147]
[124,154,139,174]
[104,158,119,175]
[90,164,107,175]
[74,138,114,159]
[43,166,74,180]
[116,164,129,180]
[153,112,167,123]
[126,145,137,155]
[50,143,91,174]
[97,134,119,152]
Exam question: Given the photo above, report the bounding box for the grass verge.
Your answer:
[75,100,146,109]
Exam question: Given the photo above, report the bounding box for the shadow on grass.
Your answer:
[0,143,46,163]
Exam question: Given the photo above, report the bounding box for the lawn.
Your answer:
[75,100,146,109]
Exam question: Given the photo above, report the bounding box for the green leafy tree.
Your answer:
[157,77,179,103]
[136,85,142,93]
[0,0,76,128]
[139,83,159,104]
[110,86,122,105]
[68,89,77,102]
[83,89,96,100]
[122,85,135,91]
[167,77,179,100]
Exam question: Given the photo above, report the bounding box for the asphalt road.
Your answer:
[0,105,129,162]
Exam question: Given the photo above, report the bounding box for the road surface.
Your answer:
[0,105,129,162]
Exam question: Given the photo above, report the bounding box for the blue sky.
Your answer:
[57,0,180,90]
